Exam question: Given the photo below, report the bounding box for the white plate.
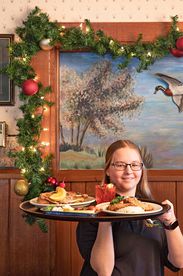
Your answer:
[30,196,96,208]
[41,206,99,215]
[96,201,163,215]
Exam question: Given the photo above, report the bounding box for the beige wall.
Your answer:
[0,0,183,34]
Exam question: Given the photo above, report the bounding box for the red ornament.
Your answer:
[170,48,183,57]
[176,36,183,50]
[22,79,39,96]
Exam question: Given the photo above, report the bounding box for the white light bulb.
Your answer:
[147,51,152,57]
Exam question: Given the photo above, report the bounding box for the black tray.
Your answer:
[19,199,170,222]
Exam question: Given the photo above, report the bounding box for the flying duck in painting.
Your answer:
[154,73,183,112]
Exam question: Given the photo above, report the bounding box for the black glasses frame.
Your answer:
[111,162,143,171]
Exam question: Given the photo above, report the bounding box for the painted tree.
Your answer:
[60,59,144,150]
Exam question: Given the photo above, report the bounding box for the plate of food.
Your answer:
[30,187,96,208]
[41,204,100,216]
[96,196,164,216]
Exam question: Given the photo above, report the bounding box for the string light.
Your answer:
[22,147,25,151]
[43,106,48,111]
[31,114,35,118]
[41,141,50,146]
[79,23,83,30]
[86,26,90,33]
[21,168,26,174]
[39,167,45,171]
[40,96,44,100]
[29,146,37,152]
[34,76,39,81]
[43,128,48,131]
[147,51,152,57]
[60,25,66,36]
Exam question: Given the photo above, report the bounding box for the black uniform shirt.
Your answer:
[76,220,179,276]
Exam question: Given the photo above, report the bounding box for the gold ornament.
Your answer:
[39,38,54,51]
[14,179,29,196]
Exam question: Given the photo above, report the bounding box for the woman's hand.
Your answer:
[158,200,177,226]
[158,200,183,268]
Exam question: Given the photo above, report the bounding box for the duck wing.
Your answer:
[172,95,183,112]
[155,73,183,85]
[155,73,183,95]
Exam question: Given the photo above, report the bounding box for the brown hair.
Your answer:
[102,140,152,199]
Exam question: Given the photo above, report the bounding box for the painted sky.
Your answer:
[60,52,183,169]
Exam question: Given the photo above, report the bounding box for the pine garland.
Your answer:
[1,6,183,231]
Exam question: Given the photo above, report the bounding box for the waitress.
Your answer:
[76,140,183,276]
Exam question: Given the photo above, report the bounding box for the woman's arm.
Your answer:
[159,200,183,268]
[90,222,115,276]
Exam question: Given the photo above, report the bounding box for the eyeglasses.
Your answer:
[111,161,143,171]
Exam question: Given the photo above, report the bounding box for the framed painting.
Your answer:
[29,21,183,180]
[59,51,183,170]
[0,34,14,105]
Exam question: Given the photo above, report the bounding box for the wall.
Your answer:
[1,0,183,34]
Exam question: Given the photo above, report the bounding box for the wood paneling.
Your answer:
[0,179,9,276]
[61,22,183,42]
[0,174,52,276]
[9,179,51,276]
[177,182,183,234]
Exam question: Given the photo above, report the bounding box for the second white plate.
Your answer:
[97,201,163,215]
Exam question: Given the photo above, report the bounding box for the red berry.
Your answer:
[51,177,58,185]
[47,177,53,183]
[59,181,65,188]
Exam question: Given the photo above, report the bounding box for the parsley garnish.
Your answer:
[110,196,125,205]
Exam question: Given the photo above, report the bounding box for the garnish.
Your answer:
[110,196,125,205]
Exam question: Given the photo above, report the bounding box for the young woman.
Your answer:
[76,140,183,276]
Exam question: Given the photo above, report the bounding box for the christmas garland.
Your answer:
[1,6,183,231]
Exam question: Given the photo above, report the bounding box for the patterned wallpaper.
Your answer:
[0,0,183,34]
[0,0,183,166]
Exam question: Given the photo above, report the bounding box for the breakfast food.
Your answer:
[107,196,154,213]
[37,186,89,205]
[49,187,67,202]
[43,204,98,214]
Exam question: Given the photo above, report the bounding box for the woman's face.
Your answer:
[106,147,143,196]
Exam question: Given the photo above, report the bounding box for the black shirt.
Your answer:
[76,220,179,276]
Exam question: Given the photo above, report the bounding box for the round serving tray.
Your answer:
[19,199,170,222]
